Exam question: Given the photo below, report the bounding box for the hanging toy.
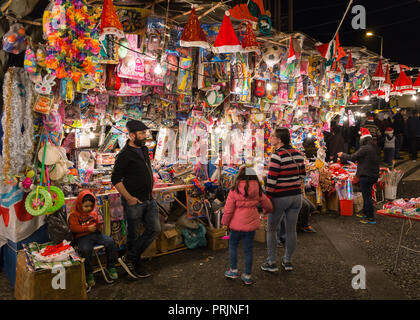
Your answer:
[43,166,65,214]
[25,136,53,216]
[36,46,47,68]
[338,107,346,126]
[60,78,75,104]
[24,47,42,83]
[262,43,282,68]
[348,110,355,127]
[2,23,27,54]
[35,74,56,95]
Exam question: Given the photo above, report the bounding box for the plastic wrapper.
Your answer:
[2,23,27,54]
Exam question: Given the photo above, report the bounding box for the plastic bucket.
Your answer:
[384,185,397,200]
[340,199,354,216]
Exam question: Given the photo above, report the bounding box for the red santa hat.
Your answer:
[240,21,260,53]
[345,50,355,74]
[100,0,124,40]
[396,70,415,94]
[213,11,242,54]
[385,127,394,134]
[372,59,385,81]
[180,6,210,49]
[412,72,420,90]
[383,64,392,89]
[287,36,296,63]
[359,127,372,140]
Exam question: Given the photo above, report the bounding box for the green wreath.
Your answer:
[25,188,53,216]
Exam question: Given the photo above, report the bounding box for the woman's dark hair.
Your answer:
[233,167,263,198]
[82,194,95,204]
[274,127,291,145]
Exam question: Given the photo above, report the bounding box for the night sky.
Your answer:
[292,0,420,69]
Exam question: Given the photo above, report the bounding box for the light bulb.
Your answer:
[325,92,331,99]
[235,87,241,93]
[363,96,370,101]
[266,83,273,91]
[412,95,417,101]
[307,133,312,138]
[297,110,303,117]
[343,116,348,121]
[154,63,163,75]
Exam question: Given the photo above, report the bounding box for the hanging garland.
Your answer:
[1,68,13,182]
[44,0,100,82]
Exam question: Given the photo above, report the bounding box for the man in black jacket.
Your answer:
[338,128,380,225]
[111,120,161,279]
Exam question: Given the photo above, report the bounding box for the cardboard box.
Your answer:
[254,216,267,243]
[206,227,228,250]
[327,191,339,212]
[142,239,157,258]
[14,251,87,300]
[157,228,184,253]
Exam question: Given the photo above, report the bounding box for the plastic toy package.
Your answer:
[2,23,27,54]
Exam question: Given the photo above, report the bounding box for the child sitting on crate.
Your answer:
[69,190,118,287]
[222,166,273,285]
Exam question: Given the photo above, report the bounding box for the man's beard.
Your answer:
[133,138,146,147]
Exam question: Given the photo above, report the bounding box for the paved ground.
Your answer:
[0,152,419,300]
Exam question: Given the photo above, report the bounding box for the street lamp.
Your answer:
[366,32,384,57]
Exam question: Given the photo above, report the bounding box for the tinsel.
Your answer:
[44,0,100,81]
[0,67,35,183]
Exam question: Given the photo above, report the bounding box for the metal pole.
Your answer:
[393,219,405,273]
[380,36,383,58]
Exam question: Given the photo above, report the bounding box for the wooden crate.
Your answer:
[142,239,157,258]
[14,251,87,300]
[206,227,228,250]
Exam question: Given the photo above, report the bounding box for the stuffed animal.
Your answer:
[262,43,282,68]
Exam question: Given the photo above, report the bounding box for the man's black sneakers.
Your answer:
[118,255,139,279]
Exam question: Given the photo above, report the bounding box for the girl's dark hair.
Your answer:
[274,127,291,145]
[82,194,95,204]
[233,167,263,198]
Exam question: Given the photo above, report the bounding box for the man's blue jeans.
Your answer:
[229,230,256,275]
[76,232,117,275]
[123,199,161,265]
[359,176,378,219]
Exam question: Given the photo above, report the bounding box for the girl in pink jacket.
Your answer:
[222,167,273,285]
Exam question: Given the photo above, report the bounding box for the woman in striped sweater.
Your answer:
[261,127,306,272]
